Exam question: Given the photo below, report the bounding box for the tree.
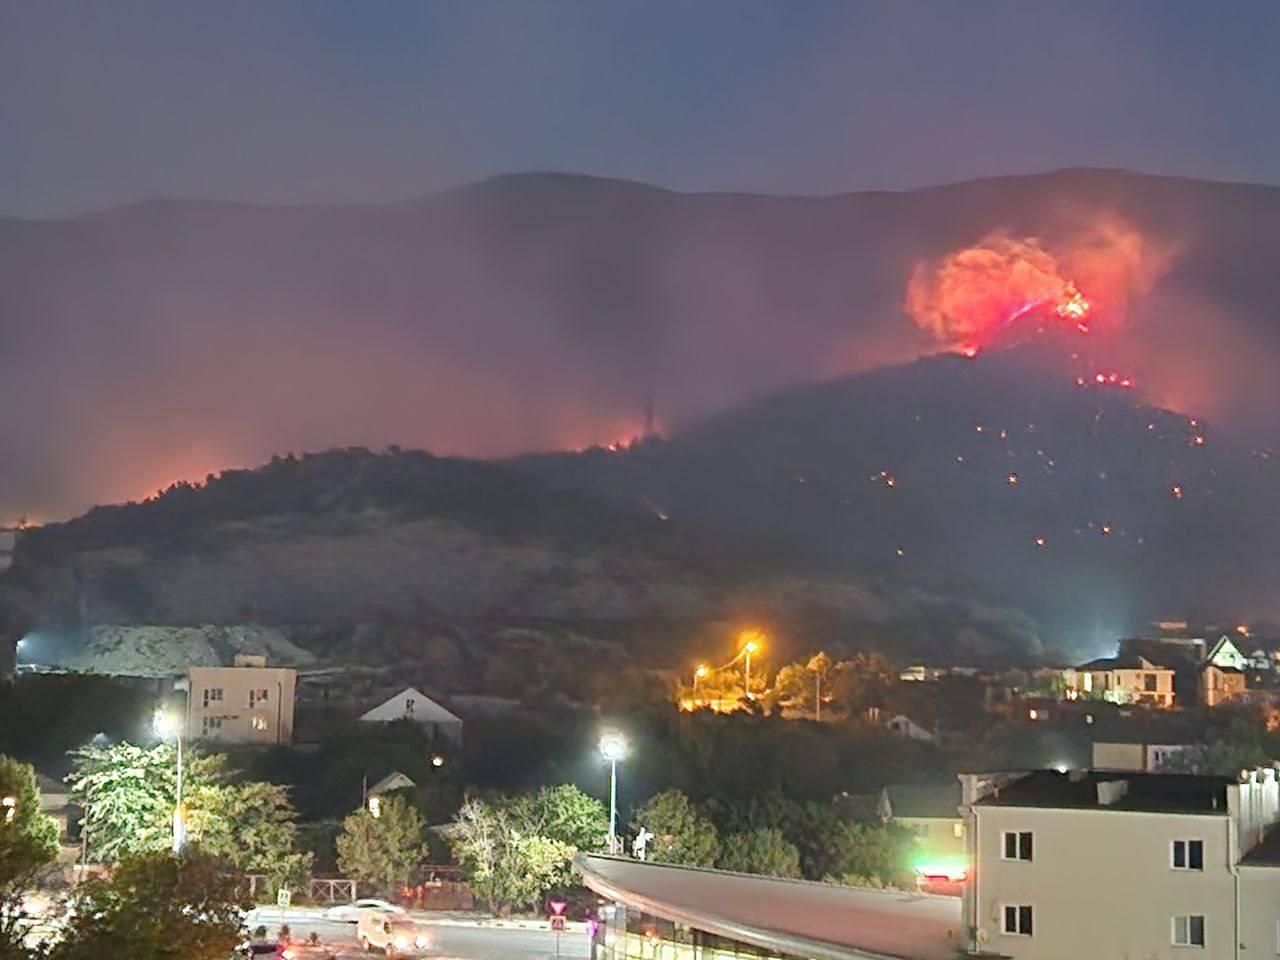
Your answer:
[449,784,604,914]
[68,741,222,862]
[336,794,427,894]
[0,756,60,957]
[49,850,246,960]
[718,827,801,878]
[631,790,719,866]
[772,653,835,717]
[824,821,918,888]
[68,741,309,887]
[830,653,898,716]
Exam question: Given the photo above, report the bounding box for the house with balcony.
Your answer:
[1062,654,1175,707]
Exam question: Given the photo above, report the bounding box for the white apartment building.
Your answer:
[960,767,1280,959]
[184,655,296,745]
[1062,654,1176,707]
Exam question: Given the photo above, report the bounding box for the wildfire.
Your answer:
[905,218,1169,356]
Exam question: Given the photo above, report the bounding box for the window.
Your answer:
[251,715,268,732]
[953,822,965,839]
[248,688,269,708]
[202,687,223,708]
[1172,840,1204,871]
[405,698,416,718]
[1172,915,1205,947]
[1002,831,1033,861]
[1002,905,1033,936]
[1145,673,1159,692]
[202,716,223,736]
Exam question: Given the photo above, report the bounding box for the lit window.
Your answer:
[1172,840,1204,871]
[953,822,964,839]
[251,715,268,732]
[1002,904,1033,936]
[1002,831,1033,861]
[1172,914,1205,947]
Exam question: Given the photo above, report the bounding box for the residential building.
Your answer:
[1062,654,1175,707]
[1091,740,1190,772]
[184,655,296,745]
[881,782,965,875]
[359,686,463,743]
[1201,662,1247,707]
[960,767,1280,959]
[1205,634,1250,671]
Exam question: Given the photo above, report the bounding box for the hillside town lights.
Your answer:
[599,732,628,854]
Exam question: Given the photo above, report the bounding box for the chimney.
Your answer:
[1097,780,1130,806]
[234,654,267,668]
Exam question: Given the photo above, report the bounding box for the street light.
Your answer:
[693,665,709,703]
[153,708,185,853]
[599,732,628,855]
[1,795,15,824]
[738,630,764,699]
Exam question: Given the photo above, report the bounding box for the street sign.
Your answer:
[276,888,292,907]
[551,915,566,932]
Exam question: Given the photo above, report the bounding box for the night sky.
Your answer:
[3,1,1280,216]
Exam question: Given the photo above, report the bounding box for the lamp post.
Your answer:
[693,665,709,704]
[738,631,763,700]
[599,732,628,855]
[153,709,184,854]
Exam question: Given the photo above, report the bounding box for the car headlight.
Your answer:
[394,935,410,949]
[415,934,430,948]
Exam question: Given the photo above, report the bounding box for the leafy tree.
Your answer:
[824,821,918,889]
[509,783,607,853]
[336,794,427,894]
[0,756,60,957]
[830,653,898,716]
[631,790,719,866]
[68,741,309,888]
[49,850,246,960]
[772,652,834,717]
[718,827,801,878]
[449,784,603,914]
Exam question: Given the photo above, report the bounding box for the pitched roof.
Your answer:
[359,686,462,724]
[883,782,961,820]
[1077,654,1170,671]
[974,770,1231,814]
[368,770,417,796]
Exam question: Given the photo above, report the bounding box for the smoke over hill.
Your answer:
[4,168,1280,522]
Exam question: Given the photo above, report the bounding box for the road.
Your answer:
[246,908,590,960]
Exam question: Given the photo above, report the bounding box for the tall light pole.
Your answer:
[153,709,185,854]
[738,630,763,700]
[599,732,628,855]
[693,665,709,704]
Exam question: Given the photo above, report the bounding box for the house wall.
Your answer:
[969,805,1235,959]
[898,816,965,863]
[1092,742,1146,771]
[186,665,296,745]
[1238,867,1280,956]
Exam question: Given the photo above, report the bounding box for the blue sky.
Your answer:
[3,0,1279,215]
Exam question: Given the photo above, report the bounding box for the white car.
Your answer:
[357,912,430,957]
[322,899,407,924]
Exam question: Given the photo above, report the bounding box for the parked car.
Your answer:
[322,898,407,923]
[357,912,431,957]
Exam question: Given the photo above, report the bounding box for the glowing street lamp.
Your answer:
[738,630,764,699]
[599,732,628,854]
[153,708,185,853]
[1,795,16,824]
[693,665,709,700]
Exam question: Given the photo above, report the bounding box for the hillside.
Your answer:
[4,168,1280,520]
[519,345,1280,642]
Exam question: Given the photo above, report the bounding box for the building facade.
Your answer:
[184,655,296,745]
[960,768,1280,959]
[1063,654,1176,707]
